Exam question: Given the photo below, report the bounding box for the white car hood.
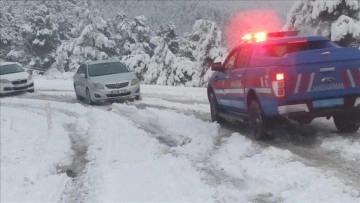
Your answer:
[89,72,136,84]
[0,71,29,81]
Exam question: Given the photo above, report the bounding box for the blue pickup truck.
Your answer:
[207,31,360,139]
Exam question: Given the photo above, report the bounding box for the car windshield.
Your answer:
[88,62,129,77]
[0,64,24,75]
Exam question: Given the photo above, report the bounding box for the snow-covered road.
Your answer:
[1,77,360,202]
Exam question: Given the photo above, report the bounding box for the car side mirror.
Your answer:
[211,62,224,71]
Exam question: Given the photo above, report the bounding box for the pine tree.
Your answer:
[108,11,131,55]
[156,24,180,54]
[121,15,153,80]
[55,1,116,72]
[285,0,360,47]
[21,3,61,70]
[0,5,16,60]
[179,20,225,86]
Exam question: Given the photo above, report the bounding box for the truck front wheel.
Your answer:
[209,91,224,124]
[249,100,267,140]
[333,115,360,133]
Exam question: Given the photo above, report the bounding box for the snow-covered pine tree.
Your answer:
[121,15,153,80]
[55,0,116,72]
[285,0,360,47]
[144,36,173,85]
[0,4,18,61]
[49,0,78,41]
[179,20,226,86]
[108,11,131,55]
[20,3,61,71]
[156,24,180,54]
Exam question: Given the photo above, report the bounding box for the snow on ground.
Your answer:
[0,99,72,202]
[313,118,360,162]
[1,76,360,202]
[210,134,359,202]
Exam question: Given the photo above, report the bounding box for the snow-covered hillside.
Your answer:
[0,0,298,87]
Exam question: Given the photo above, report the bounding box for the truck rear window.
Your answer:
[256,41,339,57]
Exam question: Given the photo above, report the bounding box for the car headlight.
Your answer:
[131,78,139,86]
[27,75,32,81]
[93,83,104,89]
[0,79,11,84]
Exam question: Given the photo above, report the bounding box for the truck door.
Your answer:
[223,46,252,112]
[214,50,238,107]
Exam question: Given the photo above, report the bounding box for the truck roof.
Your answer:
[238,35,330,48]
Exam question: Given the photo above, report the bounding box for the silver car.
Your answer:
[0,62,34,95]
[73,60,140,105]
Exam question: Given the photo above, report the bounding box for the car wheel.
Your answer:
[209,91,224,124]
[249,99,267,140]
[74,86,81,100]
[333,114,360,133]
[86,88,94,105]
[75,92,82,100]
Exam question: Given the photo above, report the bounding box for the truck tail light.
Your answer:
[272,73,285,97]
[276,73,284,81]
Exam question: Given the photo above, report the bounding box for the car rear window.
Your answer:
[256,40,339,57]
[0,64,24,75]
[88,62,129,77]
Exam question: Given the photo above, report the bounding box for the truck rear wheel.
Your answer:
[249,100,267,140]
[209,91,224,124]
[333,115,360,133]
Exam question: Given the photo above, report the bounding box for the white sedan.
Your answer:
[0,62,34,95]
[73,60,140,105]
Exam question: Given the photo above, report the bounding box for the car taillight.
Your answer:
[272,73,285,98]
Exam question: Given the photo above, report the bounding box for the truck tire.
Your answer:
[209,91,224,124]
[333,115,360,133]
[249,100,267,140]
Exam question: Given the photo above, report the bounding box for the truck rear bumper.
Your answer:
[278,104,309,114]
[278,97,360,123]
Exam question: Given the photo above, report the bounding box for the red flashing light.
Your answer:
[242,32,267,43]
[242,34,252,41]
[254,32,267,42]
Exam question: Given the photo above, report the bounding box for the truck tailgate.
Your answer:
[279,47,360,101]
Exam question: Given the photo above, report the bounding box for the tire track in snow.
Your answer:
[6,92,360,201]
[108,105,263,202]
[221,120,360,196]
[1,99,92,202]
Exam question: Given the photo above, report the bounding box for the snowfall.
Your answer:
[1,74,360,203]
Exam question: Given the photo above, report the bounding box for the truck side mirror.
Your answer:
[211,62,224,71]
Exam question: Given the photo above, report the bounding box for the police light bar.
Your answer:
[241,32,267,42]
[267,30,300,38]
[241,30,300,43]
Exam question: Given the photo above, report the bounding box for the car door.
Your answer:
[225,46,253,112]
[217,49,238,108]
[74,64,87,97]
